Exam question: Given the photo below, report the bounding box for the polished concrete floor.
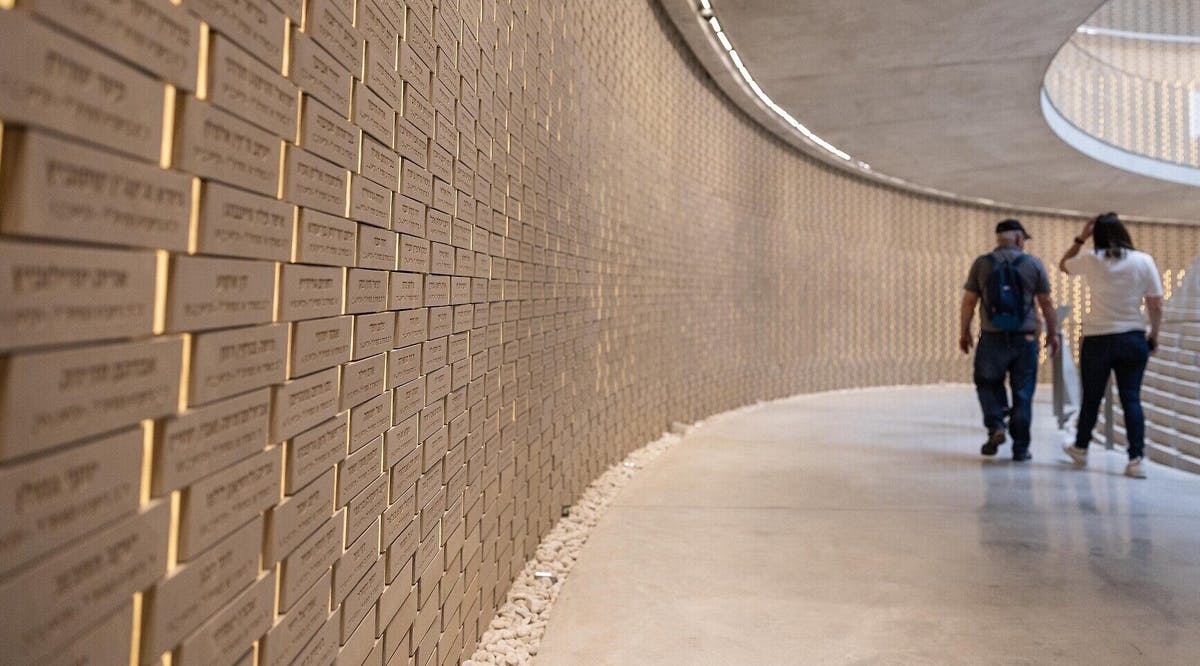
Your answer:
[536,385,1200,665]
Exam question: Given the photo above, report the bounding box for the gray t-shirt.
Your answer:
[963,247,1051,333]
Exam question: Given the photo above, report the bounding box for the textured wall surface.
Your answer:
[0,1,1197,665]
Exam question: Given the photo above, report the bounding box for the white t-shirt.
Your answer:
[1064,249,1163,336]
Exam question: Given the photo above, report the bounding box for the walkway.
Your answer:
[535,385,1200,665]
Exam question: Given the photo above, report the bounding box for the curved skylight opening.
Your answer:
[1042,0,1200,186]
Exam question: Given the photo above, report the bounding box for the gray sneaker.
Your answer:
[1125,457,1147,479]
[1062,443,1088,466]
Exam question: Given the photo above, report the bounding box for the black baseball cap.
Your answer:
[995,218,1030,239]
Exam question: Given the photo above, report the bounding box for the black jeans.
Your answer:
[1073,330,1151,460]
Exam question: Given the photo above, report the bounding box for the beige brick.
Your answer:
[266,468,335,563]
[0,239,156,351]
[343,353,388,411]
[272,367,341,441]
[166,255,275,332]
[177,447,279,560]
[279,263,345,321]
[175,572,274,666]
[197,181,294,261]
[0,337,182,460]
[189,323,287,406]
[280,510,344,611]
[209,33,298,139]
[187,0,286,68]
[0,427,141,577]
[0,12,163,160]
[286,412,349,493]
[0,130,191,250]
[175,96,281,196]
[155,388,270,495]
[0,502,168,663]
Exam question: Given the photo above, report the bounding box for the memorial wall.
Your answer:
[0,0,1197,665]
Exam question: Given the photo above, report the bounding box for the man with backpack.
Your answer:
[959,219,1060,461]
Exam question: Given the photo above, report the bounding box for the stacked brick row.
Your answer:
[1,2,1198,666]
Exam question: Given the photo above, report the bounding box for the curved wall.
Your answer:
[0,1,1197,665]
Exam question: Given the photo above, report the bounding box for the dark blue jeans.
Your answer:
[1073,330,1150,460]
[974,332,1038,453]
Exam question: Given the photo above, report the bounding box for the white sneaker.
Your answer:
[1062,443,1088,466]
[1125,457,1147,479]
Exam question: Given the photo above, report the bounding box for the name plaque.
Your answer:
[389,272,423,310]
[354,81,396,145]
[175,97,281,197]
[399,234,431,272]
[402,86,435,137]
[271,366,340,441]
[388,344,422,389]
[401,160,433,205]
[395,117,429,168]
[361,136,400,191]
[426,208,452,244]
[394,309,428,347]
[187,0,286,68]
[166,255,276,332]
[260,570,331,666]
[346,268,388,314]
[289,29,352,116]
[429,306,451,338]
[189,323,286,406]
[154,388,271,495]
[453,305,474,334]
[430,242,456,275]
[392,377,425,425]
[279,511,342,610]
[177,447,279,560]
[425,276,451,307]
[0,12,163,161]
[450,276,471,304]
[341,353,386,411]
[338,436,383,506]
[284,145,348,217]
[278,263,344,321]
[400,45,432,105]
[364,42,402,109]
[291,315,353,377]
[209,34,299,140]
[0,130,190,250]
[385,415,420,473]
[424,365,451,403]
[429,143,452,183]
[294,207,357,267]
[357,224,398,269]
[306,0,363,74]
[335,522,380,604]
[405,14,435,70]
[285,412,348,493]
[175,572,274,666]
[393,195,427,237]
[350,175,393,230]
[0,337,182,460]
[142,516,262,660]
[197,182,294,262]
[300,96,359,171]
[0,502,168,663]
[26,0,199,89]
[340,559,382,642]
[350,392,391,452]
[432,178,456,215]
[0,427,141,578]
[345,473,387,544]
[0,239,155,351]
[353,311,396,359]
[266,468,334,563]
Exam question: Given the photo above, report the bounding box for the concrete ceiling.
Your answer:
[661,0,1199,223]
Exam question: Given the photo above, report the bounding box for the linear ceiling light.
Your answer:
[697,1,864,167]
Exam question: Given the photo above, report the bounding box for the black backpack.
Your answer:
[985,254,1029,332]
